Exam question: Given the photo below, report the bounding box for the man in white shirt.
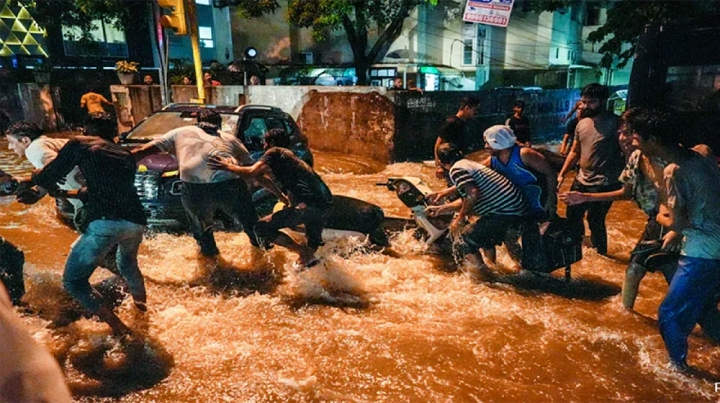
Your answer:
[132,109,263,257]
[5,120,84,212]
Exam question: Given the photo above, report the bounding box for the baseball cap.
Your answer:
[484,125,517,150]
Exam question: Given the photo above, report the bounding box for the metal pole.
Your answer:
[151,0,169,105]
[185,0,205,103]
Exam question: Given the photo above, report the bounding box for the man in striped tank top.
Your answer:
[426,143,529,272]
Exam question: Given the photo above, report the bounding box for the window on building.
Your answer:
[195,0,210,4]
[461,23,487,66]
[586,4,602,26]
[463,39,473,65]
[62,19,128,57]
[477,26,486,65]
[462,23,474,65]
[198,26,213,48]
[368,68,396,87]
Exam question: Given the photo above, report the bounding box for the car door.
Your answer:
[239,111,313,165]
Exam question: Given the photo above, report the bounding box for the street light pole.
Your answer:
[450,39,464,68]
[151,1,168,105]
[185,0,205,103]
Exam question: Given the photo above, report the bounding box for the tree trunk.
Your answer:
[354,56,371,86]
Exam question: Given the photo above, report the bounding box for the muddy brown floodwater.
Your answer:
[1,136,719,402]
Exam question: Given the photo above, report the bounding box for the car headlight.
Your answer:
[134,171,160,200]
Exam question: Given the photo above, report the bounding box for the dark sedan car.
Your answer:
[58,103,313,230]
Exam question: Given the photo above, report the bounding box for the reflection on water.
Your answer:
[1,136,719,402]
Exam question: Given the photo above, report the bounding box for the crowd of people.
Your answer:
[0,81,719,380]
[429,82,720,372]
[0,111,331,337]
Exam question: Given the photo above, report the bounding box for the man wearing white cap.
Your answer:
[482,125,558,270]
[426,143,529,274]
[483,125,557,219]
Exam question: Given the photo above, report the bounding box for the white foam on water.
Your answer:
[2,147,719,401]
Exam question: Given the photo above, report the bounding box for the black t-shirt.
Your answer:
[506,115,531,143]
[566,117,579,136]
[437,116,467,150]
[32,136,147,226]
[260,147,333,207]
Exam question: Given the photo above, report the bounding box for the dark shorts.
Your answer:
[256,204,330,250]
[462,215,525,251]
[630,217,679,271]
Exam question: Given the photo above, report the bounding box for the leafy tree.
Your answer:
[25,0,139,58]
[526,0,720,69]
[231,0,453,85]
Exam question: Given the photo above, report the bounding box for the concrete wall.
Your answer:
[170,85,245,105]
[18,84,58,132]
[297,91,395,163]
[110,85,163,133]
[246,85,395,162]
[0,84,58,131]
[101,84,624,164]
[246,85,590,163]
[245,85,387,119]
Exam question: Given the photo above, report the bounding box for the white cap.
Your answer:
[483,125,517,150]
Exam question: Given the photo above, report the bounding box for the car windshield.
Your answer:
[125,111,240,141]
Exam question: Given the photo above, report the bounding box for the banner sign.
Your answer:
[463,0,515,28]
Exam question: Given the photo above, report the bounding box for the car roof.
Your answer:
[160,103,285,114]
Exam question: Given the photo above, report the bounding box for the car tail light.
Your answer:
[134,171,160,200]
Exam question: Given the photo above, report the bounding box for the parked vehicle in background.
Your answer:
[57,103,313,230]
[628,18,720,153]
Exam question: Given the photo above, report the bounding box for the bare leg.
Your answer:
[503,227,523,266]
[504,239,523,266]
[481,247,496,265]
[465,252,495,281]
[271,233,317,266]
[622,262,647,310]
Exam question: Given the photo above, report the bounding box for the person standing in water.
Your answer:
[19,114,147,336]
[557,83,624,256]
[629,109,720,371]
[425,143,529,275]
[209,128,332,268]
[132,109,263,257]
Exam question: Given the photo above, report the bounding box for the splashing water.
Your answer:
[1,138,719,402]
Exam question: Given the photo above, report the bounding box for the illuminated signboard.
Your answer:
[463,0,515,28]
[0,3,48,57]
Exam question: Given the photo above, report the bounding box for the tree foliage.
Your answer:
[585,0,720,69]
[26,0,138,57]
[232,0,450,85]
[528,0,720,69]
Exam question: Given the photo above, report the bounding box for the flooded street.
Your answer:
[1,136,719,402]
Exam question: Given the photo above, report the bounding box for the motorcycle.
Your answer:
[377,176,582,281]
[376,177,453,250]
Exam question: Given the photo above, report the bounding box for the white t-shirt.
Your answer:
[150,125,252,184]
[24,136,85,210]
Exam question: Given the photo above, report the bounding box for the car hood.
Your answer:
[137,153,178,172]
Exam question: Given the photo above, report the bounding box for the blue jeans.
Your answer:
[64,219,146,313]
[658,255,720,366]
